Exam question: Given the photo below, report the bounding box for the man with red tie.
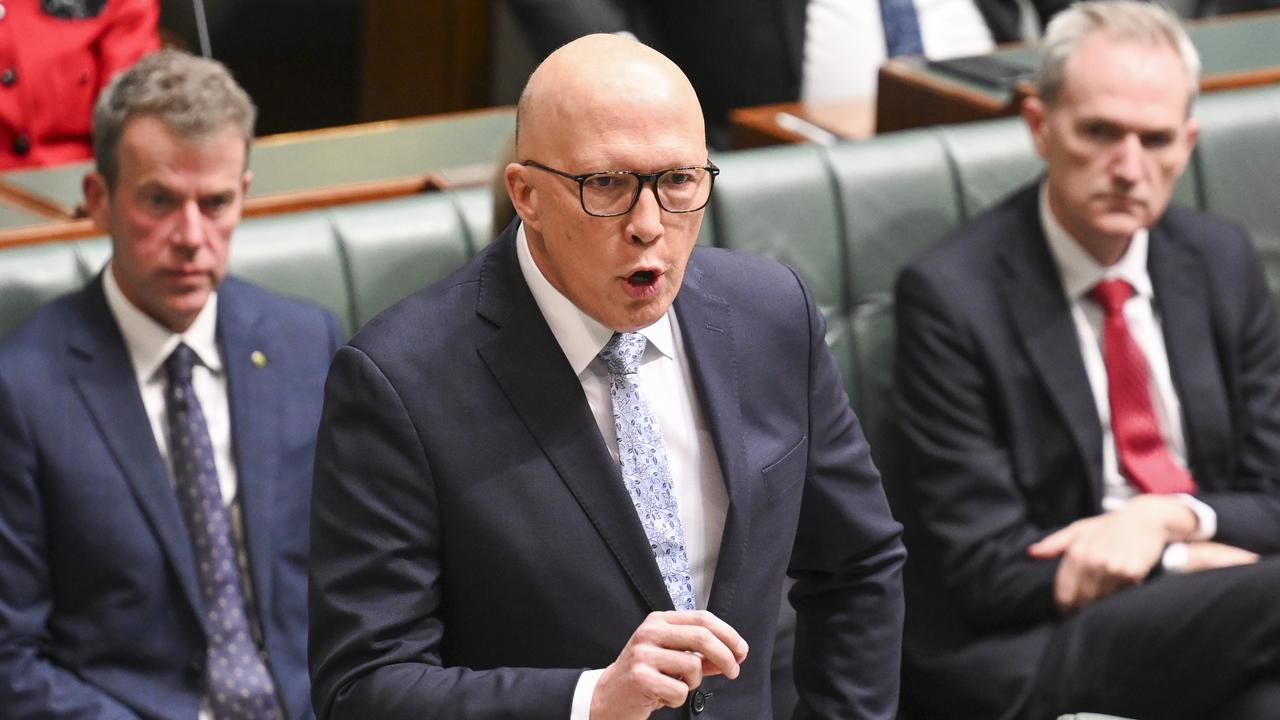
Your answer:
[894,2,1280,718]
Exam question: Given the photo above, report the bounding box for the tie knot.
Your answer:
[165,343,197,385]
[1091,278,1134,316]
[601,332,646,375]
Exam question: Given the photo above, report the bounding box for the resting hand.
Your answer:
[590,610,748,720]
[1184,541,1259,572]
[1027,495,1198,612]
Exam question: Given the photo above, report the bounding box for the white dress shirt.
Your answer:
[802,0,995,102]
[514,226,729,720]
[103,265,252,720]
[1039,186,1215,544]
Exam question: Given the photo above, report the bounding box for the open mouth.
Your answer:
[627,270,658,286]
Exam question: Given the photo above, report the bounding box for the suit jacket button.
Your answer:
[11,133,29,155]
[690,688,706,714]
[1,67,16,86]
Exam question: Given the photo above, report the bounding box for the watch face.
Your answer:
[41,0,109,19]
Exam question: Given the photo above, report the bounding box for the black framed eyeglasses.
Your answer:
[522,160,719,217]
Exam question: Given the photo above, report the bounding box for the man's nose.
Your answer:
[626,182,664,245]
[1110,133,1144,183]
[172,201,204,247]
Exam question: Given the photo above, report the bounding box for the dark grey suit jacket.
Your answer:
[0,275,341,719]
[308,222,906,719]
[894,183,1280,718]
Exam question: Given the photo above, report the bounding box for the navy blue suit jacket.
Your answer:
[309,224,906,719]
[0,275,341,719]
[894,184,1280,718]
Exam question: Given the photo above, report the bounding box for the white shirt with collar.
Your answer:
[103,264,251,720]
[103,263,237,506]
[802,0,996,102]
[514,224,729,720]
[1039,184,1215,545]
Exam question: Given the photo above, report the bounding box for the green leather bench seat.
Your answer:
[331,193,474,328]
[1192,84,1280,290]
[708,145,854,392]
[0,243,87,339]
[4,82,1278,406]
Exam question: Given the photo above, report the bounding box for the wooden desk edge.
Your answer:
[0,177,78,221]
[255,105,516,148]
[0,218,99,249]
[876,60,1014,133]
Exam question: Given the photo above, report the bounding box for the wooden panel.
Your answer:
[361,0,492,121]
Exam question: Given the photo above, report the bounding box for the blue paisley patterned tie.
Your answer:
[600,332,696,611]
[166,344,283,720]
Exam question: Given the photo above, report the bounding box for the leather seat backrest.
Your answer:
[707,143,853,391]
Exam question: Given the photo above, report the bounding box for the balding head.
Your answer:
[504,34,713,332]
[516,34,705,164]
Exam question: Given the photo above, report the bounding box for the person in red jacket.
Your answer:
[0,0,159,170]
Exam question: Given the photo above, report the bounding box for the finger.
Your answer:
[633,660,696,710]
[664,610,749,667]
[1028,525,1077,558]
[638,643,706,693]
[1053,555,1083,612]
[665,610,749,657]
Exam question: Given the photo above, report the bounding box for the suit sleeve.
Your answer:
[308,345,582,720]
[1195,229,1280,553]
[786,268,907,720]
[894,264,1061,629]
[0,373,144,719]
[502,0,633,58]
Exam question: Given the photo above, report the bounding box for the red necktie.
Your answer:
[1091,279,1197,494]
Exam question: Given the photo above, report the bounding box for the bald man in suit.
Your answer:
[309,34,905,720]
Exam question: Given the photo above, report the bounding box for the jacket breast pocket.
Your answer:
[761,434,807,501]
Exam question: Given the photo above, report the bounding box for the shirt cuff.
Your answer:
[570,668,605,720]
[1161,541,1189,574]
[1174,493,1216,541]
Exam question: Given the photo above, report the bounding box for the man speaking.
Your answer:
[308,34,905,720]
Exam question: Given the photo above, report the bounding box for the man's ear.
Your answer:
[505,163,539,231]
[1183,117,1200,154]
[241,169,254,198]
[1175,117,1200,176]
[82,172,111,231]
[1021,96,1050,159]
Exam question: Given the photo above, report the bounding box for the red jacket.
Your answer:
[0,0,159,170]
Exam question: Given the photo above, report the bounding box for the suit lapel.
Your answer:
[1148,226,1230,482]
[218,282,280,620]
[68,278,206,625]
[672,257,752,618]
[998,195,1105,506]
[474,232,674,611]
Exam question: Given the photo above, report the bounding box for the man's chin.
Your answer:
[1089,213,1149,242]
[603,299,673,333]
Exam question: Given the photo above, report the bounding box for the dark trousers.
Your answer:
[1023,556,1280,720]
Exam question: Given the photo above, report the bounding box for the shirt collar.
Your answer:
[1039,182,1152,302]
[515,223,677,375]
[103,261,223,386]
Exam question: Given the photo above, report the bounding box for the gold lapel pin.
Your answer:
[251,350,268,368]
